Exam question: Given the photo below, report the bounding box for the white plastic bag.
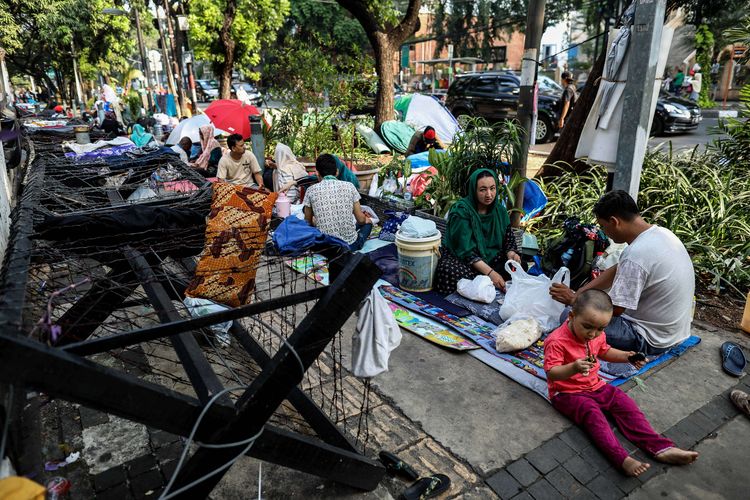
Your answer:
[498,261,570,332]
[457,275,496,304]
[494,316,543,353]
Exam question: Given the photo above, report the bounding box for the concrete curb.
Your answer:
[702,109,739,118]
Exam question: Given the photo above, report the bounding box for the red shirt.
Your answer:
[543,321,611,397]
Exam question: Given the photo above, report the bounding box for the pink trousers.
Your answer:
[552,384,674,467]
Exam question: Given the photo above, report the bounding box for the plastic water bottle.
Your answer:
[591,252,604,279]
[561,248,574,266]
[275,192,291,218]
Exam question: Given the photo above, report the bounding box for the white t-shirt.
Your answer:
[170,144,188,163]
[608,226,694,348]
[303,179,360,244]
[217,151,261,186]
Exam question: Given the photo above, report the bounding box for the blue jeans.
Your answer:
[349,223,372,251]
[605,316,670,356]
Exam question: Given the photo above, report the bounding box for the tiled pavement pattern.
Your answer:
[486,375,749,500]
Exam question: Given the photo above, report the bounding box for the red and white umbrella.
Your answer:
[204,99,261,139]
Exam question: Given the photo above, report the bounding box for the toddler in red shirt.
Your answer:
[543,289,698,476]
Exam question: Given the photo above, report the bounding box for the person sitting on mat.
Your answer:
[434,168,520,295]
[549,190,694,355]
[405,126,445,156]
[217,133,263,188]
[304,154,372,251]
[545,289,699,477]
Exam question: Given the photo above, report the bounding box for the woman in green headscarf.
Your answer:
[434,168,521,295]
[130,123,156,148]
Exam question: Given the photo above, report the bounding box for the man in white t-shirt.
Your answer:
[217,133,263,187]
[303,154,372,251]
[550,190,694,354]
[170,137,192,164]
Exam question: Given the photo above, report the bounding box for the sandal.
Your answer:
[379,451,419,481]
[730,390,750,417]
[400,474,451,500]
[720,342,746,377]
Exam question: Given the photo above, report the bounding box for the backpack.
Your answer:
[541,217,609,290]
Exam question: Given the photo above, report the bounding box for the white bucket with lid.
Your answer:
[395,230,441,292]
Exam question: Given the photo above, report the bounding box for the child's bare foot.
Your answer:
[655,447,699,465]
[622,456,651,477]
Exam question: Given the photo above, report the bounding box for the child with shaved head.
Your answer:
[544,289,698,477]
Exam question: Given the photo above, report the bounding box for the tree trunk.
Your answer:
[539,48,607,178]
[218,0,237,100]
[373,34,395,130]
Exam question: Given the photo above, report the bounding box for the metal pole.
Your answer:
[612,0,666,199]
[71,42,85,117]
[511,0,546,228]
[134,6,154,110]
[163,0,188,116]
[249,115,265,169]
[177,3,199,113]
[157,13,177,100]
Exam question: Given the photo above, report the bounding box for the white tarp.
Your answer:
[63,136,134,155]
[576,25,674,168]
[402,94,460,143]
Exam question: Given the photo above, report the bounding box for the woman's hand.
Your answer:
[507,250,521,263]
[488,270,506,291]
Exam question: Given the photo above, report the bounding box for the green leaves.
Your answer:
[531,147,750,296]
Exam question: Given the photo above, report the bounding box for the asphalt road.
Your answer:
[531,117,722,155]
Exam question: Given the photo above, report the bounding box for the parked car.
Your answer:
[446,72,561,143]
[195,79,219,102]
[231,82,264,106]
[576,83,702,136]
[651,90,702,135]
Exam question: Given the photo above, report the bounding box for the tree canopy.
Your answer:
[0,0,137,93]
[188,0,289,95]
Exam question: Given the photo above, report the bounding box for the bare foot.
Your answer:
[622,456,651,477]
[655,447,699,465]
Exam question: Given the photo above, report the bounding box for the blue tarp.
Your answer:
[272,216,349,255]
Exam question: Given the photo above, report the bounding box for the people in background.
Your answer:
[333,154,360,190]
[130,123,156,148]
[100,111,125,137]
[434,168,521,295]
[405,126,445,156]
[544,290,699,477]
[170,137,193,164]
[690,65,702,101]
[274,143,310,203]
[303,153,372,251]
[550,190,694,355]
[671,67,685,95]
[192,125,223,177]
[217,133,263,187]
[558,71,578,130]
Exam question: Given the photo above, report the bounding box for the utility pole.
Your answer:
[177,2,198,113]
[511,0,546,227]
[612,0,666,199]
[133,6,155,110]
[157,9,178,102]
[162,0,188,116]
[71,42,85,117]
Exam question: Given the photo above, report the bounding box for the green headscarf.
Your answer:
[333,155,360,190]
[130,124,154,148]
[444,168,510,262]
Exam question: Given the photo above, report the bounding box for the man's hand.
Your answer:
[627,351,647,369]
[550,283,576,305]
[558,119,565,129]
[364,215,372,224]
[507,250,521,263]
[573,358,596,376]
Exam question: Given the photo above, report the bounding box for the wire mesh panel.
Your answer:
[0,133,384,493]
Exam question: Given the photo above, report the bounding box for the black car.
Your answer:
[195,79,219,102]
[576,83,702,136]
[651,91,702,135]
[446,72,561,143]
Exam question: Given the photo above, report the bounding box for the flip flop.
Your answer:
[400,474,451,500]
[730,390,750,417]
[379,451,419,481]
[720,342,746,377]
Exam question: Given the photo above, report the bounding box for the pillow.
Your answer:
[211,181,276,214]
[186,184,277,307]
